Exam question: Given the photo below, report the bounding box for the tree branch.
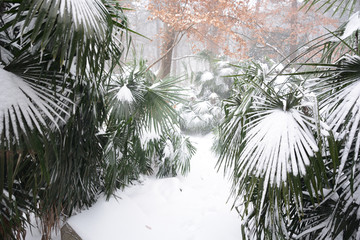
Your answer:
[145,24,193,73]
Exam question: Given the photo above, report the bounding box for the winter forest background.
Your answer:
[1,0,360,239]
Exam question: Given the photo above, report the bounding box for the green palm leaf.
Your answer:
[142,77,183,133]
[313,55,360,181]
[4,0,125,78]
[302,0,359,16]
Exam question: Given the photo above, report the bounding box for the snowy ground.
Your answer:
[26,134,242,240]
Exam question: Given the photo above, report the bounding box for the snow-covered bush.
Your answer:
[140,128,196,178]
[103,59,196,191]
[178,53,239,134]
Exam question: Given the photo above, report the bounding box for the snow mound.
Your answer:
[201,71,214,82]
[219,68,234,77]
[194,101,212,114]
[66,135,242,240]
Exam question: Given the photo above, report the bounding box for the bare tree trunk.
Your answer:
[207,26,219,55]
[157,24,176,79]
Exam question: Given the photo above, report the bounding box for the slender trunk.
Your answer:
[157,24,176,79]
[207,26,219,55]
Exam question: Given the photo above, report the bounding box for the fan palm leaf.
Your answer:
[0,67,71,143]
[214,60,333,238]
[239,104,318,186]
[13,0,111,72]
[0,1,130,238]
[308,55,360,183]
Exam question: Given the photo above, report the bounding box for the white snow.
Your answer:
[239,108,318,188]
[25,225,61,240]
[163,139,174,160]
[341,11,360,39]
[219,68,234,77]
[0,68,69,142]
[140,127,161,149]
[217,61,229,68]
[210,106,222,117]
[208,92,219,100]
[116,84,135,103]
[201,71,214,82]
[63,134,241,240]
[193,101,212,114]
[58,0,107,37]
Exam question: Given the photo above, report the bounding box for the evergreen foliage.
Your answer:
[215,2,360,238]
[0,1,195,239]
[178,52,236,134]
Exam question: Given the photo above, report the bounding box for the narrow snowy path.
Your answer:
[27,134,242,240]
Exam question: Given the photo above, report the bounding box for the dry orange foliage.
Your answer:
[148,0,337,60]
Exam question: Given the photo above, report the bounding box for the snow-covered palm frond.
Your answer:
[173,135,196,175]
[193,101,212,114]
[297,164,360,240]
[115,84,135,103]
[239,107,318,186]
[156,131,196,178]
[0,67,71,145]
[316,55,360,180]
[107,81,142,121]
[214,60,330,238]
[20,0,109,43]
[7,0,125,77]
[234,98,320,221]
[201,71,214,82]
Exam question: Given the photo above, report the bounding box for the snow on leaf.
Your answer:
[163,139,174,160]
[116,84,134,103]
[48,0,108,38]
[209,92,218,100]
[321,56,360,180]
[217,61,229,68]
[193,101,211,114]
[140,127,161,149]
[0,68,71,144]
[201,71,214,82]
[238,108,318,187]
[219,68,234,77]
[202,113,213,123]
[341,11,360,39]
[210,106,222,117]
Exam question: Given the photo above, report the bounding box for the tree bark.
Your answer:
[157,24,176,79]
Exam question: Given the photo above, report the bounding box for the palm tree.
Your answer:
[0,1,126,238]
[215,1,360,238]
[103,58,195,194]
[0,1,194,239]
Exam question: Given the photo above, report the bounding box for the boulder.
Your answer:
[61,222,82,240]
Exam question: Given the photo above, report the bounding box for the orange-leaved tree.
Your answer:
[148,0,337,77]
